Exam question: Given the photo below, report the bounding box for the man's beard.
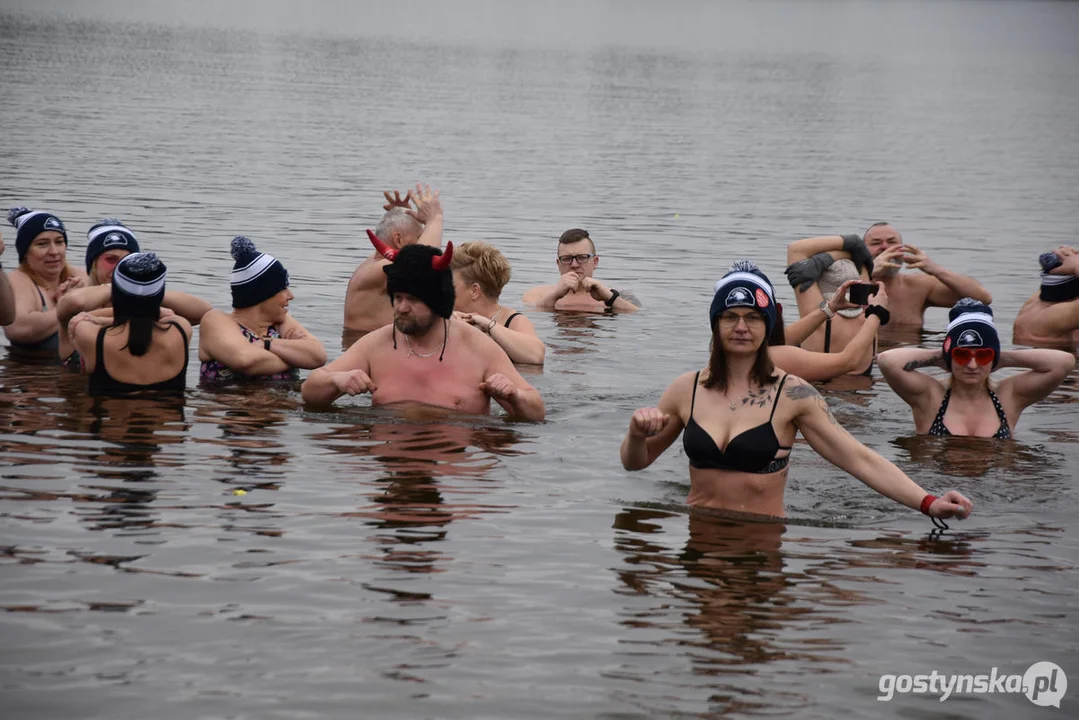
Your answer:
[395,312,439,336]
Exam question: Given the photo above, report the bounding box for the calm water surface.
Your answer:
[2,1,1079,718]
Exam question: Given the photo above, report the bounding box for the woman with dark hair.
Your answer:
[68,252,190,395]
[879,299,1074,437]
[620,260,973,523]
[198,236,326,383]
[57,218,210,371]
[3,206,87,356]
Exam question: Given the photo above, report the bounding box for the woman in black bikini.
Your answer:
[57,219,211,371]
[450,241,546,365]
[620,260,972,522]
[68,253,190,396]
[2,206,88,357]
[878,299,1074,438]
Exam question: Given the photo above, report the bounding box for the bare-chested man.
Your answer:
[788,224,990,327]
[304,233,545,421]
[521,228,639,313]
[1014,245,1079,348]
[343,184,444,334]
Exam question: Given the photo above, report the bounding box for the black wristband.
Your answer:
[605,289,620,309]
[864,305,890,326]
[264,337,272,351]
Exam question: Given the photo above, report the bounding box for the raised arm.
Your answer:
[900,244,992,308]
[769,310,880,382]
[783,278,860,346]
[266,315,327,369]
[877,347,946,419]
[406,184,444,249]
[996,349,1076,412]
[787,378,972,518]
[620,372,691,470]
[198,310,293,376]
[162,290,212,325]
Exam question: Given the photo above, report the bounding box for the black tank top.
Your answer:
[682,372,792,474]
[88,323,189,396]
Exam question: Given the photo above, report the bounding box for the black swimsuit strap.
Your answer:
[689,371,701,418]
[504,312,522,328]
[768,375,788,422]
[823,318,832,353]
[94,325,108,366]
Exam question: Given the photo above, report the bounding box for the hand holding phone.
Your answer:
[848,282,880,305]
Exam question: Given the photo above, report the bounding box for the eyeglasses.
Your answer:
[557,253,595,266]
[719,312,766,329]
[951,347,995,366]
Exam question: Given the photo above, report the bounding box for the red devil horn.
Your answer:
[367,229,397,261]
[431,241,454,271]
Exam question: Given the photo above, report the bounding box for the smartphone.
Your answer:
[848,282,880,305]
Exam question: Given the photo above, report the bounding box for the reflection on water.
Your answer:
[310,418,525,577]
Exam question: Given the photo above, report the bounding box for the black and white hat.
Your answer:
[86,218,140,272]
[229,236,290,309]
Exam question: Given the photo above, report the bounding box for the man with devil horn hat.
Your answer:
[303,230,546,421]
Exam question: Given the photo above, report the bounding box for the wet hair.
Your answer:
[375,208,423,243]
[558,228,596,253]
[450,242,512,299]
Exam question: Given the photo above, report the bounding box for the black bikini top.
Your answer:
[682,372,792,474]
[88,323,189,397]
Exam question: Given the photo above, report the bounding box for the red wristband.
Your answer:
[920,494,937,515]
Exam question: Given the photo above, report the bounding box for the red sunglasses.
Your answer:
[951,347,995,366]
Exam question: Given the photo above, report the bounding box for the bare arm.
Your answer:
[997,349,1075,412]
[197,310,292,376]
[783,278,861,347]
[266,316,327,369]
[877,347,946,418]
[480,338,545,421]
[300,332,377,406]
[769,313,880,382]
[0,268,14,326]
[924,269,993,307]
[162,290,212,325]
[786,235,845,264]
[788,378,972,517]
[621,372,691,470]
[2,273,59,344]
[477,313,546,365]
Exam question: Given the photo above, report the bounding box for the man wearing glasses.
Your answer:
[522,228,638,313]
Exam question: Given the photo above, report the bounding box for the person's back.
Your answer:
[1013,246,1079,348]
[87,321,188,395]
[67,252,191,396]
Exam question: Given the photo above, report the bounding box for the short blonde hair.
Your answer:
[450,242,512,299]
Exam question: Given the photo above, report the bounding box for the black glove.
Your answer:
[842,234,875,278]
[784,252,835,293]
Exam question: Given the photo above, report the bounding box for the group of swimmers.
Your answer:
[3,185,1077,526]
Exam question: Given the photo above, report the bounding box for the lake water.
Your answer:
[2,1,1078,717]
